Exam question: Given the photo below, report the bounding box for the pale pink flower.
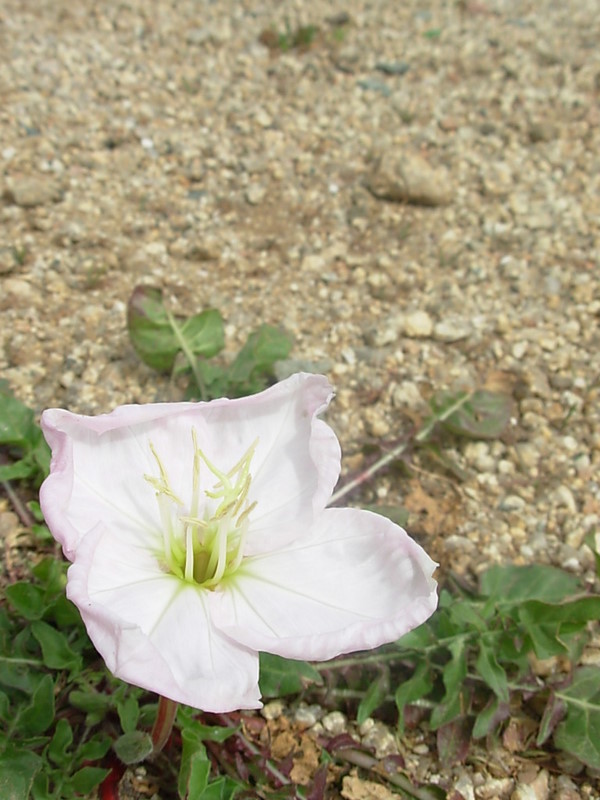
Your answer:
[40,373,437,711]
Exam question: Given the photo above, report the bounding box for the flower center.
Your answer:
[144,430,258,588]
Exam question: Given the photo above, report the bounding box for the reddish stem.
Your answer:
[151,695,178,755]
[98,756,126,800]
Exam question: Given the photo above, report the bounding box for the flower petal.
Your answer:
[67,525,261,711]
[40,373,340,560]
[213,508,438,661]
[197,372,341,553]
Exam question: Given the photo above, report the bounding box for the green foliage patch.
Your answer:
[127,285,292,400]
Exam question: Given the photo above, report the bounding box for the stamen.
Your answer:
[184,526,194,582]
[145,433,258,588]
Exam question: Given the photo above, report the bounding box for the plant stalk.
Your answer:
[151,695,178,755]
[165,307,207,400]
[329,391,474,505]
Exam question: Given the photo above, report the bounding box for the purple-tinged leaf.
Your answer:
[306,765,328,800]
[436,718,471,766]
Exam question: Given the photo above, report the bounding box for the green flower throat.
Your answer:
[144,431,257,588]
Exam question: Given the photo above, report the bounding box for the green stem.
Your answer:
[328,440,410,505]
[165,307,207,400]
[0,655,44,666]
[151,695,178,755]
[328,391,474,505]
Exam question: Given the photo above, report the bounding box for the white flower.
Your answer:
[40,374,437,711]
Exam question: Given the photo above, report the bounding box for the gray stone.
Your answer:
[367,151,452,206]
[403,310,433,338]
[4,176,62,207]
[433,318,473,342]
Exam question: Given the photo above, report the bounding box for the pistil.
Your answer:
[144,432,258,588]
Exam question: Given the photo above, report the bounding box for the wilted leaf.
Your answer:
[437,717,471,766]
[537,691,566,746]
[472,696,510,739]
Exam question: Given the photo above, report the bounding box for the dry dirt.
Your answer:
[1,0,599,798]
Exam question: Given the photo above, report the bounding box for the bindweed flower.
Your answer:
[40,373,437,712]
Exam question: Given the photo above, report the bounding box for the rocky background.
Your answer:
[1,0,599,796]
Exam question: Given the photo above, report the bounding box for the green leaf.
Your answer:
[259,653,322,697]
[357,668,389,725]
[113,731,154,765]
[117,694,140,734]
[396,623,436,650]
[448,600,487,632]
[0,460,37,481]
[226,325,292,394]
[429,639,468,730]
[480,564,581,604]
[195,777,241,800]
[70,766,110,795]
[475,639,509,702]
[0,748,43,800]
[516,598,600,660]
[0,689,9,720]
[69,688,113,725]
[77,733,112,764]
[18,674,55,736]
[395,661,433,735]
[428,390,511,440]
[0,381,50,485]
[31,620,82,671]
[5,583,45,621]
[31,435,51,479]
[189,725,237,744]
[0,655,40,694]
[45,594,82,628]
[178,729,209,800]
[0,379,36,447]
[554,667,600,769]
[127,285,224,372]
[190,360,229,399]
[519,597,600,627]
[31,557,66,596]
[47,718,73,767]
[184,758,211,800]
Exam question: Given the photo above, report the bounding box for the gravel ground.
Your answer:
[1,0,599,797]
